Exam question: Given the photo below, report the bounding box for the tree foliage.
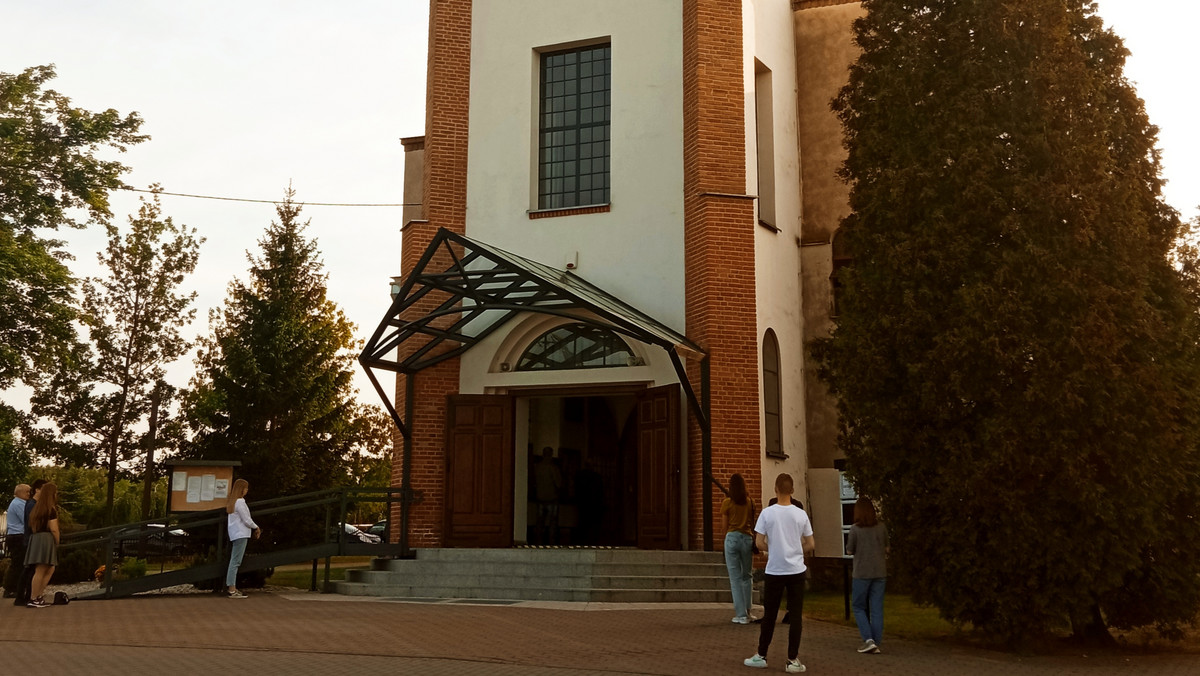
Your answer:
[344,402,396,523]
[17,464,168,529]
[0,403,32,499]
[183,189,358,541]
[30,191,200,523]
[0,64,146,388]
[816,0,1200,643]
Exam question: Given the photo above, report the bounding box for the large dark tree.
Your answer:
[184,189,357,541]
[816,0,1200,644]
[30,191,201,523]
[0,65,146,388]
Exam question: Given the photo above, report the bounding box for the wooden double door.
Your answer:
[444,385,680,549]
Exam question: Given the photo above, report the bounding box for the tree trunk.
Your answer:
[1070,603,1115,647]
[141,385,162,521]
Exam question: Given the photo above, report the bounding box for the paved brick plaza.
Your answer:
[1,591,1196,675]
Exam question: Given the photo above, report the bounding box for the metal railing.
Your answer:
[60,487,410,599]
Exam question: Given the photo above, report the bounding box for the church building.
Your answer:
[362,0,864,555]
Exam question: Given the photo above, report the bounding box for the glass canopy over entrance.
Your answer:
[359,228,717,553]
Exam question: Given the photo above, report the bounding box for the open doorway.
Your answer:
[525,394,637,546]
[521,385,680,549]
[444,386,680,549]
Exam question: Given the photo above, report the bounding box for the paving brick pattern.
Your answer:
[2,592,1196,675]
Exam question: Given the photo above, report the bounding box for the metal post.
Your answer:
[401,372,415,557]
[701,356,713,552]
[844,559,852,620]
[321,501,333,592]
[216,518,227,594]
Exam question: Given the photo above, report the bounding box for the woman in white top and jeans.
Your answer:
[225,479,260,598]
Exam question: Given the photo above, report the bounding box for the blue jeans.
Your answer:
[852,577,886,644]
[226,538,249,587]
[723,531,753,619]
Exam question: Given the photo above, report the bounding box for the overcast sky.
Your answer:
[1,1,1196,414]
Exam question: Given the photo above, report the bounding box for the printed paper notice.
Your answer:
[214,478,229,499]
[201,474,216,502]
[186,476,202,503]
[172,471,187,491]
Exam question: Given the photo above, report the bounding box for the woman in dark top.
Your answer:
[24,481,60,608]
[846,496,888,653]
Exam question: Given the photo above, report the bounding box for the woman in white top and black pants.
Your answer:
[225,479,260,598]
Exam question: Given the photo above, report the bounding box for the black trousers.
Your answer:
[15,561,36,605]
[3,534,25,597]
[757,572,806,661]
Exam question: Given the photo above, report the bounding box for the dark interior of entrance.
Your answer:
[527,394,639,547]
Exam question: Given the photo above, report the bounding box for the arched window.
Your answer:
[517,323,635,371]
[763,329,784,458]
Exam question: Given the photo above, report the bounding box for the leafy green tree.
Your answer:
[184,189,357,542]
[816,0,1200,644]
[0,64,146,388]
[30,191,201,523]
[0,403,32,498]
[35,465,168,528]
[344,402,395,523]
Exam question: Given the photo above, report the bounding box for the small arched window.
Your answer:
[517,323,635,371]
[763,329,784,458]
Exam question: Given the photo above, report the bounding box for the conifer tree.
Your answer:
[185,188,357,541]
[816,0,1200,643]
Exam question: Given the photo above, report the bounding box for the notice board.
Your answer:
[164,461,240,513]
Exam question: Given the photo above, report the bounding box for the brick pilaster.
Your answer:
[682,0,761,550]
[391,0,474,548]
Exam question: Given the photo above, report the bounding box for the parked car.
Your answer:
[367,519,389,543]
[112,524,190,559]
[339,523,381,544]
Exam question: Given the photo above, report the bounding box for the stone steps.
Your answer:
[334,547,748,604]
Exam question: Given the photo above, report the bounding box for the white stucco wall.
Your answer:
[745,0,809,499]
[464,0,686,343]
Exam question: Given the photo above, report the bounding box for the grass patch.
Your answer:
[802,590,962,642]
[265,556,374,589]
[804,590,1200,655]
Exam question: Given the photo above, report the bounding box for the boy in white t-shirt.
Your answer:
[744,473,815,673]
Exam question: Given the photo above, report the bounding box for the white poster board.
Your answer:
[186,476,202,503]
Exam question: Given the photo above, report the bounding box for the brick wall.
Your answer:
[391,0,474,548]
[682,0,762,550]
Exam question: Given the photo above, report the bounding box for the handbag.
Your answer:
[749,499,760,554]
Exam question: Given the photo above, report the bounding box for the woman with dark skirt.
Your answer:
[24,482,60,608]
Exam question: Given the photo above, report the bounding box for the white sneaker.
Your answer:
[732,616,750,624]
[743,653,767,668]
[785,658,806,673]
[857,639,876,653]
[228,590,247,599]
